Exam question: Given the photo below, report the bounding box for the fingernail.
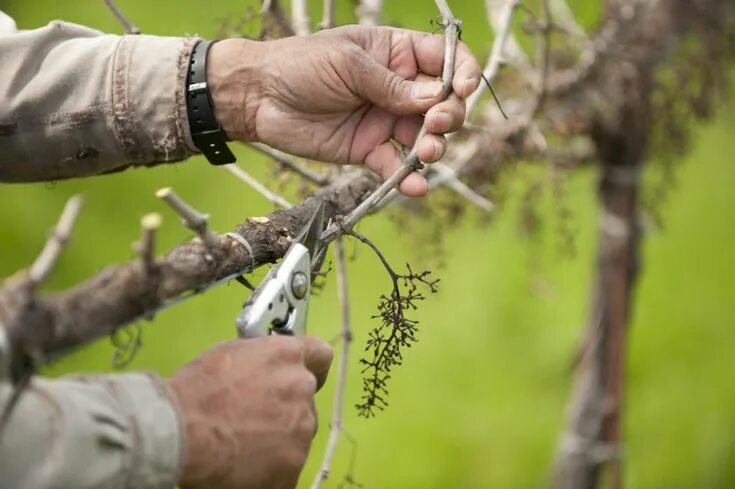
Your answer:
[463,76,479,95]
[413,81,443,100]
[431,111,452,132]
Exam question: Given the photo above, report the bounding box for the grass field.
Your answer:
[1,1,733,487]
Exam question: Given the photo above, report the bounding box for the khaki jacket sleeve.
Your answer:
[0,11,198,182]
[0,373,184,489]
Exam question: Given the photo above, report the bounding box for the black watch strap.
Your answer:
[186,40,236,165]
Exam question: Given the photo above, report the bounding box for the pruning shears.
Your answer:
[236,203,326,338]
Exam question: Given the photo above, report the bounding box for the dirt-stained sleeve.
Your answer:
[0,16,199,183]
[0,372,184,489]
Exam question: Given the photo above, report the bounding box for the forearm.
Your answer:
[0,17,197,182]
[0,373,183,489]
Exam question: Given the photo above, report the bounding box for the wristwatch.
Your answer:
[185,40,236,165]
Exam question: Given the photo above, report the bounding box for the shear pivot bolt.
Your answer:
[291,272,308,299]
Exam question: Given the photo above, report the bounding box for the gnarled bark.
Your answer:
[0,171,378,380]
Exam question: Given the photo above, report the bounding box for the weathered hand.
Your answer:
[208,26,481,196]
[169,336,333,489]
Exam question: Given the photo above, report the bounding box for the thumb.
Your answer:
[354,55,445,116]
[297,335,334,391]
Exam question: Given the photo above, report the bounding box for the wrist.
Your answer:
[168,376,220,487]
[207,38,265,142]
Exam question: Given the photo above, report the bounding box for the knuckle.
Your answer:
[275,368,304,401]
[284,446,309,472]
[300,371,318,395]
[288,368,317,396]
[385,74,406,103]
[294,404,318,440]
[302,413,318,439]
[279,367,317,400]
[317,341,335,366]
[269,336,302,361]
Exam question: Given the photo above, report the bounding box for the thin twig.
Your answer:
[319,0,336,29]
[155,188,220,248]
[248,143,329,186]
[310,238,353,488]
[320,0,460,244]
[291,0,311,36]
[102,0,141,34]
[434,165,496,211]
[28,196,83,287]
[466,0,520,118]
[356,0,382,25]
[259,0,296,37]
[531,0,553,115]
[345,230,396,279]
[548,0,585,38]
[135,213,161,275]
[224,164,293,208]
[545,1,619,95]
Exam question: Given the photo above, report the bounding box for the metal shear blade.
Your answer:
[235,203,326,338]
[295,202,326,276]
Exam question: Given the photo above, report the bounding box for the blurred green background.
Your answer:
[1,0,733,487]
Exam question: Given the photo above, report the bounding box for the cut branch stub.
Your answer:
[136,212,162,275]
[28,195,84,289]
[156,187,220,248]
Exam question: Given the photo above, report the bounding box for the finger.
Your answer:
[424,94,466,134]
[405,30,446,76]
[452,45,482,98]
[416,133,447,163]
[413,72,438,84]
[364,141,429,197]
[351,53,445,116]
[393,115,423,147]
[348,105,396,163]
[408,30,481,98]
[296,336,334,391]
